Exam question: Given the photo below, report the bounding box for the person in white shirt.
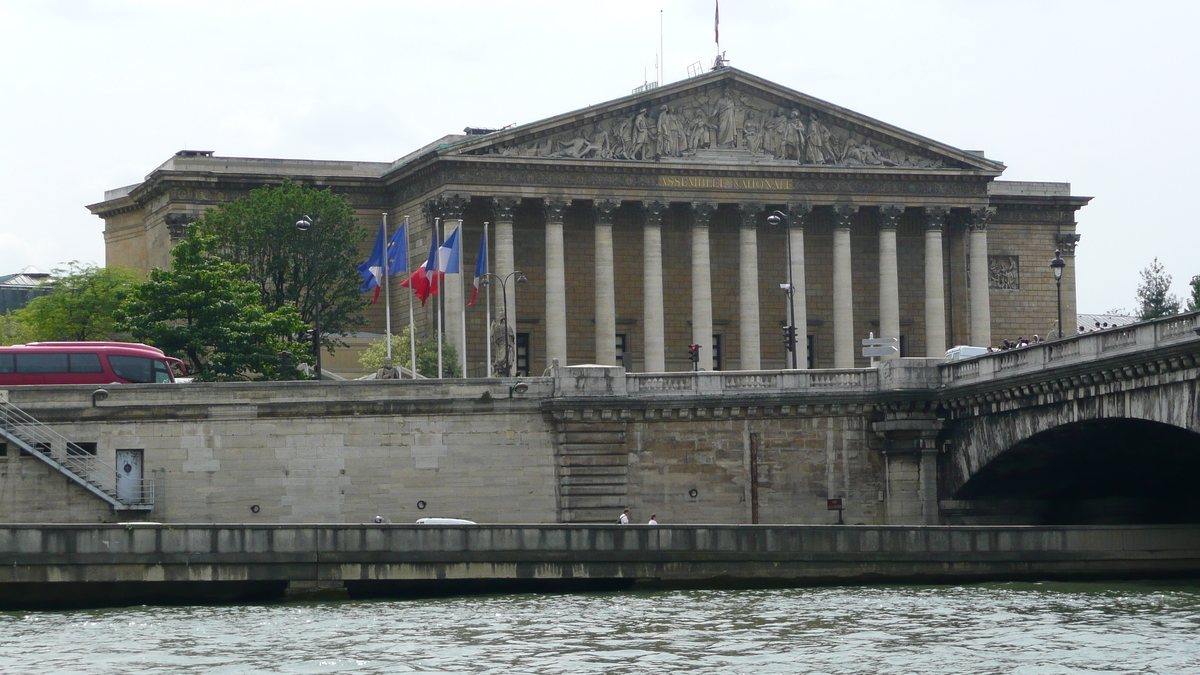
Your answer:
[618,509,630,524]
[647,514,658,525]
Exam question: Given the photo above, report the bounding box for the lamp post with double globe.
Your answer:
[480,270,527,377]
[296,215,322,380]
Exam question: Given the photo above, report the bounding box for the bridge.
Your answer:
[0,312,1197,529]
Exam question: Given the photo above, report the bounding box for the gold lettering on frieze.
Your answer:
[658,175,793,191]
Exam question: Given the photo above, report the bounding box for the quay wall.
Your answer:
[2,523,1197,606]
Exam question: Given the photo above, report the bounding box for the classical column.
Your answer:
[878,206,902,360]
[787,203,811,369]
[543,199,569,368]
[969,207,995,348]
[493,198,518,363]
[435,194,468,376]
[923,207,948,357]
[737,203,763,371]
[833,204,857,368]
[593,200,618,366]
[691,202,717,371]
[642,201,668,373]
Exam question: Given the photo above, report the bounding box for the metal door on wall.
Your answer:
[116,449,143,502]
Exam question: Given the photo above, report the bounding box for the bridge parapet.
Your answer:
[619,368,879,398]
[940,311,1200,389]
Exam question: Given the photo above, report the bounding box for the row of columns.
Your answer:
[435,197,995,373]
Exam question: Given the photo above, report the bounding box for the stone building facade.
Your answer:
[89,67,1089,375]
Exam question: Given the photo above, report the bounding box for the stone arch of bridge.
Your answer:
[951,418,1200,524]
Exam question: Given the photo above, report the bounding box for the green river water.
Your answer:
[3,581,1199,674]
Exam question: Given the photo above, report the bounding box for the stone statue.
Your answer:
[376,358,401,380]
[631,109,652,160]
[656,106,686,158]
[804,113,832,164]
[781,110,805,161]
[714,92,737,148]
[490,318,517,375]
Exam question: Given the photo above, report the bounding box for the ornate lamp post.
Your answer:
[296,215,322,380]
[766,210,798,368]
[480,270,527,377]
[1050,249,1066,339]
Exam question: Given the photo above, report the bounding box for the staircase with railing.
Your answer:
[0,395,153,511]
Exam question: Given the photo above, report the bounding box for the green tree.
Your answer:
[115,231,311,381]
[1189,275,1199,312]
[189,180,367,352]
[0,312,32,346]
[13,263,139,341]
[358,326,461,378]
[1135,258,1181,320]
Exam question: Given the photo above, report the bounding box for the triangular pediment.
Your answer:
[447,68,1003,174]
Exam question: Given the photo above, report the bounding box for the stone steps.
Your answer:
[554,421,630,523]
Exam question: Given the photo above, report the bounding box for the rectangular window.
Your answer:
[0,354,12,373]
[806,335,815,369]
[516,333,530,377]
[69,353,104,373]
[67,442,97,456]
[615,334,627,366]
[0,442,7,457]
[711,334,722,371]
[16,353,68,373]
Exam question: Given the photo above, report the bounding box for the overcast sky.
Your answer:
[1,0,1197,313]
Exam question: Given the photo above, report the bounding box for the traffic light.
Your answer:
[780,325,793,353]
[687,344,700,368]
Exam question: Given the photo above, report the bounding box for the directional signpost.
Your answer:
[862,334,899,365]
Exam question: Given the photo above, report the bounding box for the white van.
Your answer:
[945,345,989,361]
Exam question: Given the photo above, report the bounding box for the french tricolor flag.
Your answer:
[468,227,487,307]
[400,230,439,305]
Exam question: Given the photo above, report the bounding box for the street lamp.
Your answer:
[296,215,322,380]
[480,270,527,377]
[766,210,798,368]
[1050,249,1065,340]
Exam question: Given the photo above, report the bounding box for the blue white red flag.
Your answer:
[400,229,439,305]
[436,227,461,275]
[468,228,487,307]
[357,221,387,304]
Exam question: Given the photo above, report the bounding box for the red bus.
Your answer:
[0,342,186,385]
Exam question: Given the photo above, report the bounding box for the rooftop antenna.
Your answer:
[659,8,664,86]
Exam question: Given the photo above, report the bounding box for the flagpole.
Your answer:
[484,223,492,378]
[436,218,443,380]
[459,223,467,379]
[405,216,416,378]
[382,213,392,364]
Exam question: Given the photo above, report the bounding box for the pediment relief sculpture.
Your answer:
[477,90,947,169]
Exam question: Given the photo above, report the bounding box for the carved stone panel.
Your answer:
[988,255,1020,290]
[477,87,948,169]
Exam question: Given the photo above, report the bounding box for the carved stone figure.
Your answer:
[781,110,805,161]
[631,108,652,160]
[714,92,737,148]
[656,106,686,158]
[988,255,1020,290]
[805,113,832,164]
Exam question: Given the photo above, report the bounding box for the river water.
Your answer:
[3,581,1199,674]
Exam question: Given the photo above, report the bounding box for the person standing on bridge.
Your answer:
[648,514,658,525]
[618,509,630,525]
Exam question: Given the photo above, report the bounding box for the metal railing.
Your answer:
[0,398,153,510]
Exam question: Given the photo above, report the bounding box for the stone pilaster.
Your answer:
[737,203,763,371]
[642,201,668,373]
[493,198,518,369]
[593,200,619,366]
[878,206,902,360]
[543,199,569,367]
[969,207,995,348]
[786,203,811,369]
[691,201,717,371]
[833,204,857,368]
[924,207,948,357]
